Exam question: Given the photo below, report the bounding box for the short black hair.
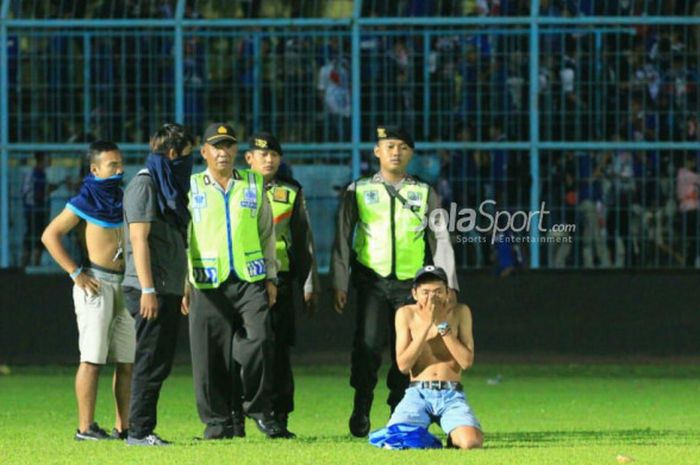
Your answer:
[149,122,195,157]
[86,140,120,165]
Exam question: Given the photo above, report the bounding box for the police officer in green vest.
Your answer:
[184,123,293,439]
[331,125,460,437]
[243,131,320,431]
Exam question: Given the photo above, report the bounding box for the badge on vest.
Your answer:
[193,266,218,285]
[364,190,379,205]
[241,188,258,209]
[406,191,423,210]
[192,193,207,209]
[246,258,266,278]
[272,187,289,204]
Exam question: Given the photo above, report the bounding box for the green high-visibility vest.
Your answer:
[353,177,430,279]
[187,169,266,289]
[267,181,298,273]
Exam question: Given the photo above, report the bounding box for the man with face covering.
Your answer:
[42,140,134,441]
[122,122,195,446]
[183,123,292,439]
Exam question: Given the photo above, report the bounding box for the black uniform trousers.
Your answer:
[189,277,273,433]
[123,287,182,439]
[349,264,412,410]
[269,272,296,415]
[231,272,296,417]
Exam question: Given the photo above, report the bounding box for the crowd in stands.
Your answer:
[7,0,700,269]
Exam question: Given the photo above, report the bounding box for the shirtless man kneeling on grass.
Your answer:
[389,265,483,449]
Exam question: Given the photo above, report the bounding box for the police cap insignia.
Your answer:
[203,122,237,144]
[375,125,414,149]
[248,132,283,156]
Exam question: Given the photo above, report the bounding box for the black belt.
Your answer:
[87,261,124,276]
[409,381,463,391]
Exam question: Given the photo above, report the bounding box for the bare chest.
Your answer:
[408,320,453,359]
[84,223,123,267]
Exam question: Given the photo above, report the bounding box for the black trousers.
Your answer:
[189,278,273,429]
[349,265,412,409]
[123,287,182,439]
[231,273,296,417]
[269,273,296,415]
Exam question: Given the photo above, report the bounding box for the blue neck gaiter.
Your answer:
[66,173,124,228]
[145,152,193,231]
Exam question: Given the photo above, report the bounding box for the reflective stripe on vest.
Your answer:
[268,182,298,273]
[353,179,429,279]
[188,169,266,288]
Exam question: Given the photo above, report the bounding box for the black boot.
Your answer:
[231,410,246,438]
[348,392,372,437]
[252,412,295,439]
[276,412,289,430]
[276,412,296,438]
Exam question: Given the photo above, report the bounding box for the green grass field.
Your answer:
[1,363,699,465]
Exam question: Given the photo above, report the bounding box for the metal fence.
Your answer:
[2,0,700,271]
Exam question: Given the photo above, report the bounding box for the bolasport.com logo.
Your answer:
[415,200,576,244]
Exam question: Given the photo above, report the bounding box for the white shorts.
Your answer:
[73,268,136,364]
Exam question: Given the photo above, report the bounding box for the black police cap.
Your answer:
[376,125,414,149]
[248,132,283,156]
[203,122,237,144]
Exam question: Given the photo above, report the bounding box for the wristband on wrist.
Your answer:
[142,287,156,294]
[69,266,83,281]
[437,321,450,336]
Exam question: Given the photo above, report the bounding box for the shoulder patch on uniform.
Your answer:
[272,187,290,204]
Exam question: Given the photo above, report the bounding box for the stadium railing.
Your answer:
[2,0,700,270]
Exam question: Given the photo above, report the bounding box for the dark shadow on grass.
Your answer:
[485,428,700,449]
[147,429,700,449]
[293,435,367,444]
[177,434,357,446]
